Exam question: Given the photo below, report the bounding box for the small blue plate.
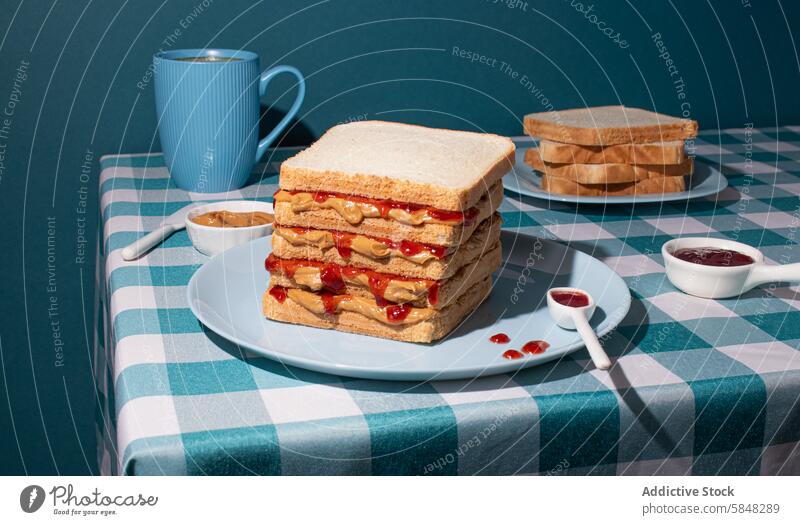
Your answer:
[504,145,728,204]
[187,231,631,381]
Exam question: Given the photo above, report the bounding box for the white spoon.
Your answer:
[121,204,198,261]
[547,287,611,370]
[662,237,800,299]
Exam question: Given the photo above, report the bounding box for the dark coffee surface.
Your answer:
[173,56,243,62]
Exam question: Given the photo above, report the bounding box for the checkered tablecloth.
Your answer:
[94,127,800,476]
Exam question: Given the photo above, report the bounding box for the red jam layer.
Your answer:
[266,285,414,324]
[276,226,449,260]
[265,255,440,305]
[268,285,287,303]
[276,189,479,224]
[386,303,412,323]
[551,291,590,308]
[672,247,755,267]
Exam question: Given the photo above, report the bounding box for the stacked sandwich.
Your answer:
[263,121,515,342]
[523,106,698,196]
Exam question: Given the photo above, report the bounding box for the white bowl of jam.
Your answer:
[186,200,274,256]
[662,237,799,298]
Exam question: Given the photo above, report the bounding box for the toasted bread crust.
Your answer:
[263,276,492,343]
[273,182,503,246]
[541,174,687,196]
[279,121,515,210]
[525,147,693,184]
[537,139,686,165]
[524,106,698,145]
[271,214,502,280]
[268,242,501,309]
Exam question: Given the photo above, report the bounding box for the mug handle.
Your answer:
[254,65,305,163]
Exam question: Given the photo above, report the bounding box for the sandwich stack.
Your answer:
[523,106,698,196]
[263,121,515,343]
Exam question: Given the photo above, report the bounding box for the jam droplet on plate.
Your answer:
[672,247,755,267]
[551,291,590,308]
[522,340,549,355]
[502,349,524,360]
[489,333,510,344]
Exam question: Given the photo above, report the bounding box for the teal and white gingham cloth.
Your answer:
[94,128,800,475]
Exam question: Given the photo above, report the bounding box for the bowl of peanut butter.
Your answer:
[186,200,274,256]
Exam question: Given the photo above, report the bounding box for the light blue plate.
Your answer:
[504,145,728,204]
[187,231,631,381]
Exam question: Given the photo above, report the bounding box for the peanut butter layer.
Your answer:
[271,214,502,280]
[273,181,503,246]
[274,190,477,226]
[268,241,501,309]
[263,276,493,343]
[283,288,435,325]
[273,227,447,265]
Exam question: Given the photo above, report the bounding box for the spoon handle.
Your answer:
[121,223,183,261]
[746,263,800,288]
[572,311,611,370]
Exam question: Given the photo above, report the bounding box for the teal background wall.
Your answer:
[1,0,798,474]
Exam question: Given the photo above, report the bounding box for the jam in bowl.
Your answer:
[662,237,799,299]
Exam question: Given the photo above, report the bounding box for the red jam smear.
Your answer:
[368,273,391,304]
[427,282,439,307]
[672,247,755,267]
[386,303,412,323]
[502,349,524,360]
[268,285,287,303]
[320,293,343,315]
[489,333,511,344]
[277,226,449,261]
[319,265,345,293]
[332,232,353,258]
[264,255,439,304]
[522,340,550,355]
[551,291,590,308]
[277,189,478,224]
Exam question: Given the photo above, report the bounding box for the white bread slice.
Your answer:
[280,121,515,210]
[268,241,501,309]
[271,214,502,280]
[273,181,503,246]
[524,106,698,145]
[541,174,687,196]
[525,147,693,184]
[263,275,492,343]
[538,139,686,165]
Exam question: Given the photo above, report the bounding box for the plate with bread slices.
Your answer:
[187,121,631,381]
[504,106,727,204]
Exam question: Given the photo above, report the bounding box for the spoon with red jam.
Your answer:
[546,287,611,370]
[662,238,800,299]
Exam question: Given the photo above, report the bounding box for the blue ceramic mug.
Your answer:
[153,49,305,192]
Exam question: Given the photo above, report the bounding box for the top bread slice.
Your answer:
[279,121,515,210]
[538,139,687,165]
[524,106,698,145]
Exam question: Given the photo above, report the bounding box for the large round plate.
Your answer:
[504,145,727,204]
[187,231,631,381]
